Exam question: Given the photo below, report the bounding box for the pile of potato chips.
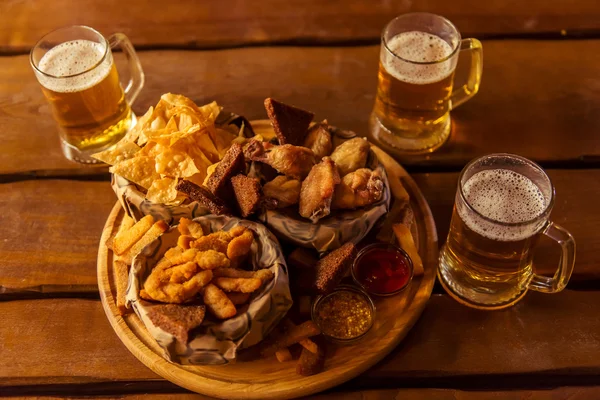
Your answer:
[93,94,238,205]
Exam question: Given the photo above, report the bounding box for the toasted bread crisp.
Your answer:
[297,337,326,376]
[264,98,314,146]
[206,143,246,203]
[121,220,169,264]
[146,303,206,343]
[231,174,262,218]
[176,179,230,215]
[113,260,130,316]
[113,215,155,255]
[314,242,356,294]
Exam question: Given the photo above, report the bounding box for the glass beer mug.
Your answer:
[439,154,576,310]
[30,25,144,164]
[369,13,483,154]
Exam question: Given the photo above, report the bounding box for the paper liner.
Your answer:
[126,215,292,365]
[257,150,391,253]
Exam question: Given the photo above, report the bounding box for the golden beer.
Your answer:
[369,13,483,154]
[37,40,132,151]
[439,155,576,310]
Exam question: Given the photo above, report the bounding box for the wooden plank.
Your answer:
[0,180,116,293]
[3,292,600,390]
[0,169,598,296]
[2,0,600,51]
[2,40,600,175]
[10,387,600,399]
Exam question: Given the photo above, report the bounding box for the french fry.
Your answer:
[275,348,293,362]
[177,235,195,249]
[121,220,169,264]
[113,215,155,255]
[227,292,251,305]
[213,277,262,293]
[203,283,236,319]
[393,223,424,276]
[261,321,321,357]
[107,214,135,250]
[113,260,130,315]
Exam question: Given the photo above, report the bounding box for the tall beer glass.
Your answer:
[369,13,483,154]
[30,26,144,164]
[439,154,576,310]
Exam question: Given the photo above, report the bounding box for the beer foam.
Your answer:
[458,169,547,241]
[383,31,454,85]
[37,40,111,93]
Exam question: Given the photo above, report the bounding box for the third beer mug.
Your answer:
[369,13,483,154]
[30,26,144,163]
[438,154,576,310]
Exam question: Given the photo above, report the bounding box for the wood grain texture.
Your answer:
[3,40,600,175]
[95,142,438,399]
[2,0,600,52]
[11,387,600,399]
[3,292,600,390]
[1,169,598,296]
[0,180,116,293]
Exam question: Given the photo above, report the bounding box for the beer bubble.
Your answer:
[37,40,111,93]
[458,169,547,241]
[383,31,454,85]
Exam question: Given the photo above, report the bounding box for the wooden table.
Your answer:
[2,1,600,398]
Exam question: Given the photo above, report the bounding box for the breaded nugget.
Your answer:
[227,229,254,259]
[195,250,230,270]
[203,283,237,319]
[229,225,247,237]
[213,268,274,284]
[143,266,213,304]
[163,248,199,267]
[213,277,262,293]
[178,217,205,238]
[177,235,195,249]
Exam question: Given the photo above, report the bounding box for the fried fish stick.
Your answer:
[178,217,205,238]
[227,292,251,305]
[260,321,321,357]
[227,230,254,259]
[195,250,230,270]
[275,348,293,362]
[190,231,231,253]
[177,235,195,249]
[203,283,237,319]
[121,220,169,264]
[114,215,155,255]
[213,277,262,293]
[213,268,274,283]
[393,223,424,276]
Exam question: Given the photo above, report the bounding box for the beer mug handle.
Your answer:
[529,222,576,293]
[450,38,483,109]
[108,33,145,105]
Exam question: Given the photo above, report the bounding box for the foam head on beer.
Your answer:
[37,39,111,93]
[458,169,547,241]
[383,31,455,85]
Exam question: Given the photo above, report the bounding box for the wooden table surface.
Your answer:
[2,1,600,398]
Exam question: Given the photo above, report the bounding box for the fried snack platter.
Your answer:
[98,119,437,399]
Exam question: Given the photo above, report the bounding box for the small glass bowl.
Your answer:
[311,284,376,345]
[351,242,414,297]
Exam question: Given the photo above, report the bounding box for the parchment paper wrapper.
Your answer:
[111,111,254,223]
[126,215,292,365]
[257,149,391,253]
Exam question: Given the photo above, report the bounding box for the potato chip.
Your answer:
[203,163,218,186]
[147,177,179,204]
[110,156,159,190]
[92,140,141,165]
[155,149,201,178]
[211,127,237,157]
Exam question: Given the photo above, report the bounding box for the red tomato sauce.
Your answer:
[354,246,412,294]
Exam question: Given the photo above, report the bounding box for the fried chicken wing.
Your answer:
[303,122,333,161]
[332,168,384,210]
[330,137,370,176]
[299,157,341,223]
[263,175,301,209]
[245,139,315,180]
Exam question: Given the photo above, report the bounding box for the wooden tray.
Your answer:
[97,121,438,400]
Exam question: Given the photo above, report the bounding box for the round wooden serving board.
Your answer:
[97,120,438,399]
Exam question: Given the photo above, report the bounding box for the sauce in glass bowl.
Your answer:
[352,243,413,296]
